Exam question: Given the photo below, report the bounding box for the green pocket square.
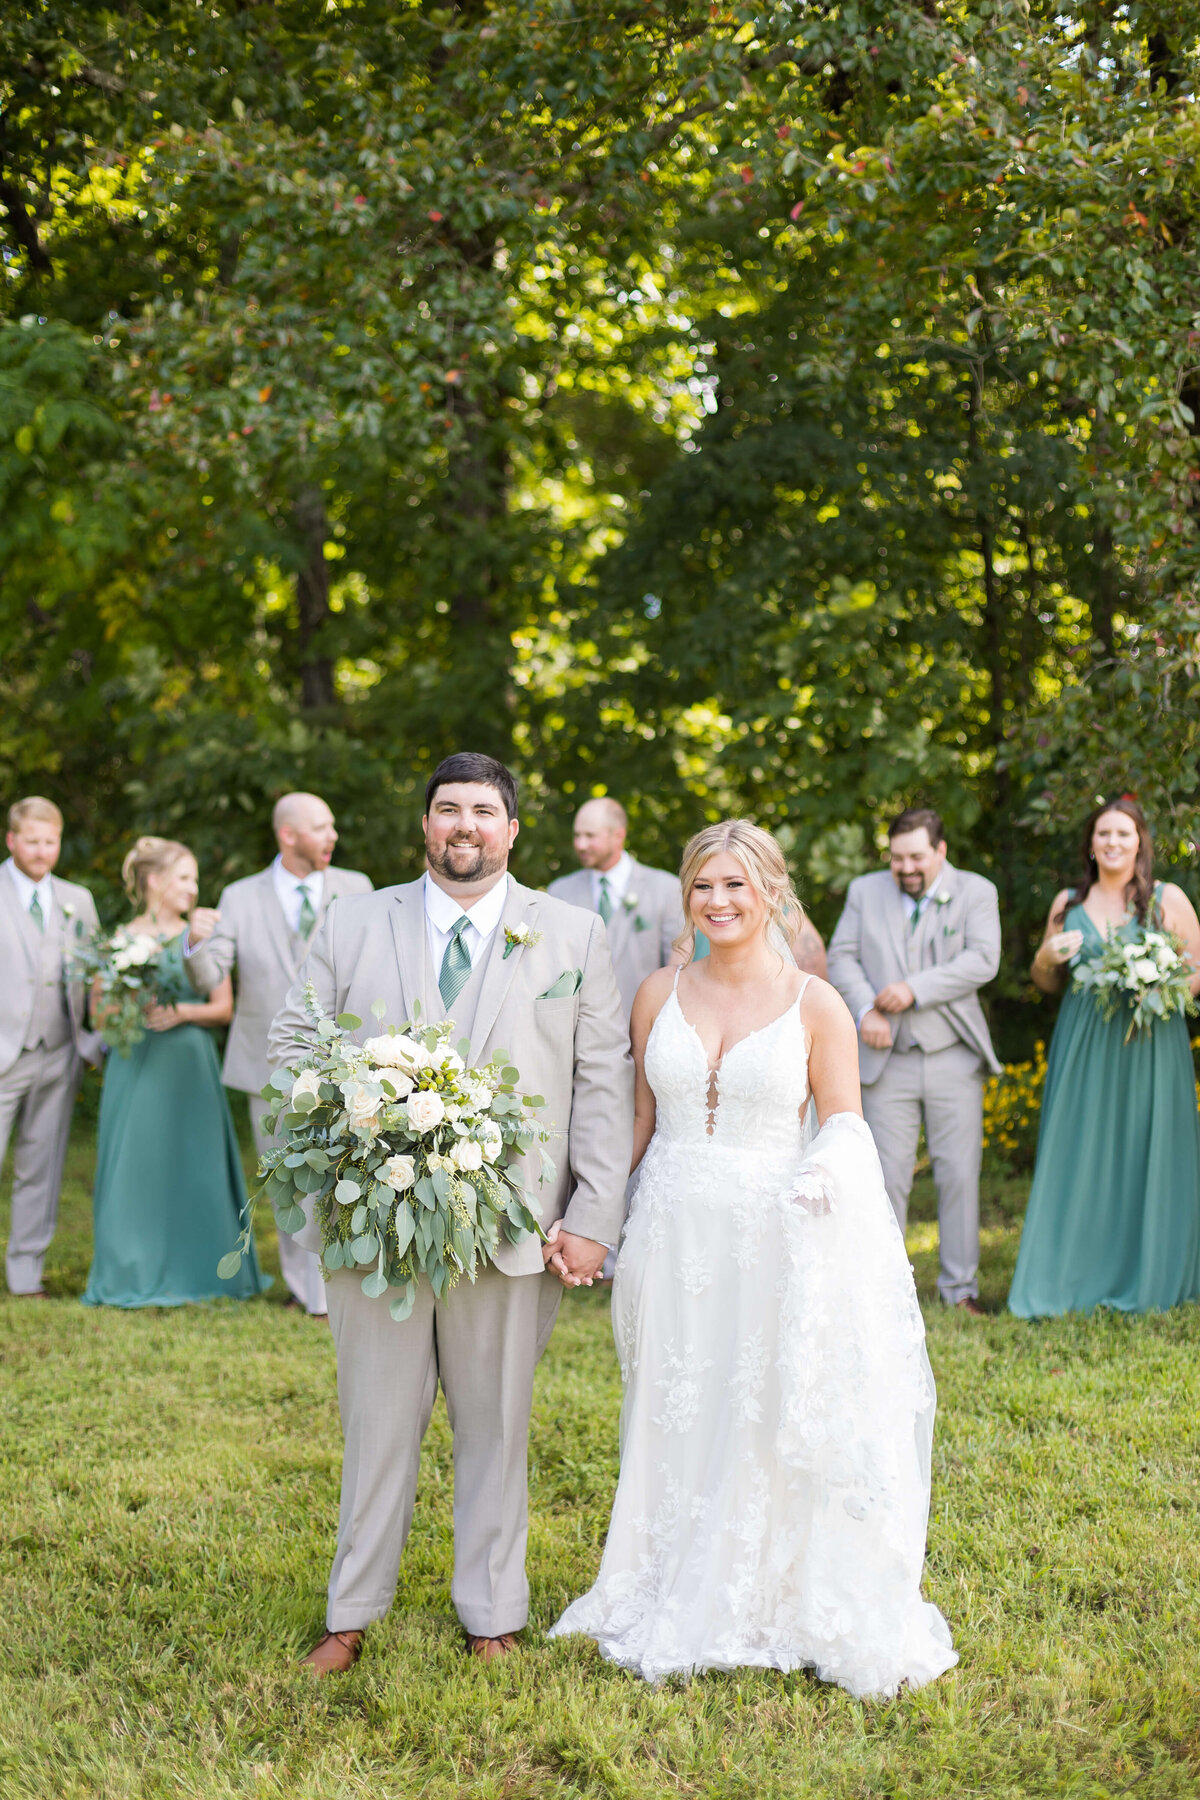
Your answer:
[539,969,582,999]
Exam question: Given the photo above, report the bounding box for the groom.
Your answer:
[267,752,633,1671]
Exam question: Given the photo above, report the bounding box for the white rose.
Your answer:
[406,1089,445,1133]
[478,1121,503,1163]
[431,1044,464,1075]
[291,1069,323,1104]
[346,1084,382,1133]
[451,1138,484,1172]
[1130,958,1158,984]
[363,1034,418,1071]
[382,1153,416,1192]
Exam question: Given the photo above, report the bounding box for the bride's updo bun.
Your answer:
[122,835,192,906]
[676,819,804,959]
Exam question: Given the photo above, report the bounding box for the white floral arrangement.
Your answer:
[219,988,554,1321]
[1072,922,1197,1043]
[72,926,168,1057]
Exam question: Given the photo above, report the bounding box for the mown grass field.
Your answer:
[1,1081,1198,1799]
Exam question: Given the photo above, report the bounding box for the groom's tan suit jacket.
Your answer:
[267,874,633,1273]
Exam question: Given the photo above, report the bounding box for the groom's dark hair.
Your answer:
[425,753,519,820]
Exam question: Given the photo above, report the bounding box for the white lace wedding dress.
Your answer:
[549,975,957,1696]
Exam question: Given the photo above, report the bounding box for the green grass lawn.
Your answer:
[1,1086,1198,1799]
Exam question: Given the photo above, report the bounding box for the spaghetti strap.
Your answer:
[796,973,812,1004]
[672,965,682,992]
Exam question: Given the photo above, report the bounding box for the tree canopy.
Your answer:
[3,1,1198,1048]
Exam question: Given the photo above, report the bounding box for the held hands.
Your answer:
[542,1219,607,1288]
[187,906,221,946]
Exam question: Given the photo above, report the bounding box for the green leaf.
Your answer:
[351,1232,380,1263]
[393,1205,416,1257]
[351,1203,368,1234]
[276,1203,307,1233]
[389,1286,417,1323]
[361,1268,389,1298]
[370,998,387,1020]
[323,1240,346,1271]
[335,1178,361,1205]
[501,1065,520,1083]
[336,1012,362,1030]
[216,1251,243,1279]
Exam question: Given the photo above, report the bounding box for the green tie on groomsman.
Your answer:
[28,891,44,932]
[297,881,317,941]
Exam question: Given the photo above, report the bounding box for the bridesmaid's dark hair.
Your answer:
[1052,796,1155,927]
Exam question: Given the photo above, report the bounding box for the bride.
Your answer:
[549,820,957,1697]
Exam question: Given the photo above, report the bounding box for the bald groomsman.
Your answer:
[0,797,102,1295]
[185,793,372,1314]
[549,798,683,1018]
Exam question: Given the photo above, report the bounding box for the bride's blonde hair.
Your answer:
[122,835,193,906]
[675,819,804,959]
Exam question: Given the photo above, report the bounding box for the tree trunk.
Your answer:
[293,486,335,710]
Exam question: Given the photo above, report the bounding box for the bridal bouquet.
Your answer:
[71,927,168,1056]
[219,989,552,1321]
[1073,923,1197,1043]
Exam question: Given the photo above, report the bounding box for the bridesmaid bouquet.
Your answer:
[72,927,169,1056]
[219,988,552,1321]
[1073,925,1198,1043]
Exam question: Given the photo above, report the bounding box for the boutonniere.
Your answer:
[621,893,650,931]
[933,892,952,908]
[503,923,543,959]
[62,902,75,918]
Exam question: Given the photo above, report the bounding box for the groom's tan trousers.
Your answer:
[324,1264,562,1637]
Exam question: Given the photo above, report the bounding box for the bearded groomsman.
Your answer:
[548,798,683,1018]
[0,797,102,1296]
[185,792,372,1315]
[827,806,1001,1314]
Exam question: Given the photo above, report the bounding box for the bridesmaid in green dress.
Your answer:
[83,836,269,1309]
[1009,797,1200,1319]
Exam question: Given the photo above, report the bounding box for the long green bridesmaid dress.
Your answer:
[1009,893,1200,1319]
[83,934,270,1308]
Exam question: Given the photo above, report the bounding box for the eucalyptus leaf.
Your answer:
[336,1013,363,1030]
[361,1268,389,1298]
[351,1232,380,1263]
[335,1178,361,1205]
[216,1251,243,1279]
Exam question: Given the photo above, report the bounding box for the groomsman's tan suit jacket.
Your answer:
[827,862,1003,1086]
[186,863,372,1093]
[547,859,682,1018]
[267,875,634,1273]
[0,871,102,1075]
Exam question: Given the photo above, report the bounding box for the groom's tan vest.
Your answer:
[19,907,73,1053]
[892,904,962,1056]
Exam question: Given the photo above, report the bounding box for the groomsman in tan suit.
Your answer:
[185,793,372,1314]
[268,753,632,1672]
[827,806,1001,1313]
[0,797,102,1295]
[548,797,682,1017]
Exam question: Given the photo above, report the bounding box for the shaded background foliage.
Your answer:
[3,0,1200,1053]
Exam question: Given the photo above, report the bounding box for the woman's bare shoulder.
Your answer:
[798,973,854,1032]
[631,965,678,1032]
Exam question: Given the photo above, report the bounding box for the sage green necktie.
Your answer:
[297,883,317,939]
[909,899,922,934]
[439,915,472,1011]
[597,876,613,924]
[29,891,45,933]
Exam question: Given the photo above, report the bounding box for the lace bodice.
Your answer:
[645,982,810,1156]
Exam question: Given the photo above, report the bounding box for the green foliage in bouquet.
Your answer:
[1072,926,1198,1045]
[71,928,169,1057]
[219,987,552,1321]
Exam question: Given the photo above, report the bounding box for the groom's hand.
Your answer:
[187,906,221,947]
[542,1221,606,1287]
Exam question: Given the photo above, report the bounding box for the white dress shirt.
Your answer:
[591,851,634,913]
[273,856,324,937]
[423,870,509,977]
[4,858,55,923]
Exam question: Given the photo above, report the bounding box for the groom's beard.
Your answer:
[426,836,508,885]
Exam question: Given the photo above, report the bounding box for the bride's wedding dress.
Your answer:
[549,974,957,1696]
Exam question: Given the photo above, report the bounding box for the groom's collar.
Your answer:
[422,869,510,937]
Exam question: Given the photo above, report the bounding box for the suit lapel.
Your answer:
[468,879,540,1057]
[255,867,298,982]
[884,874,910,969]
[922,863,959,956]
[389,880,434,1026]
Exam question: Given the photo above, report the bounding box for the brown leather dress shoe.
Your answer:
[466,1632,518,1663]
[955,1296,985,1317]
[302,1628,365,1674]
